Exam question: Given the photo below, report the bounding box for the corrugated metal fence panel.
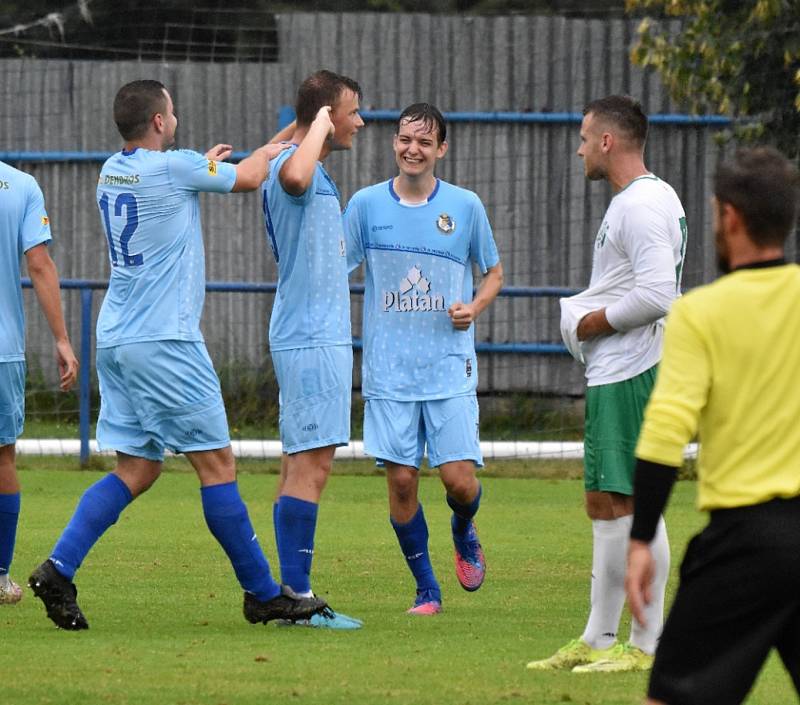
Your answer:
[5,12,728,397]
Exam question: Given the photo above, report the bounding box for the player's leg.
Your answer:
[366,398,440,614]
[647,504,797,705]
[29,347,159,629]
[0,361,25,604]
[425,396,486,593]
[426,395,484,592]
[575,367,667,672]
[186,445,327,624]
[0,444,22,604]
[269,345,358,626]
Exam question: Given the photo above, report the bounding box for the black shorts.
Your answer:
[649,495,800,705]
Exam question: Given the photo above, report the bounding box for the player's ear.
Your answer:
[437,140,448,159]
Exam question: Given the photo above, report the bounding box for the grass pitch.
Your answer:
[2,468,793,705]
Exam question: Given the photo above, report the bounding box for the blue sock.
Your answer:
[0,492,21,577]
[391,504,440,596]
[447,482,482,535]
[201,482,281,602]
[51,473,133,580]
[272,501,280,554]
[275,495,318,594]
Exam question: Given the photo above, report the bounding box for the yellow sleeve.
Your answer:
[635,297,711,467]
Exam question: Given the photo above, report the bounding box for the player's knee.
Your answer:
[388,472,418,507]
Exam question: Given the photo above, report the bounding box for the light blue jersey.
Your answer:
[261,145,351,351]
[0,161,52,362]
[95,148,236,347]
[345,178,500,401]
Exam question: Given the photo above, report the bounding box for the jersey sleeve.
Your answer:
[343,192,366,274]
[469,196,500,273]
[605,201,679,332]
[635,297,710,467]
[20,176,52,253]
[167,149,236,194]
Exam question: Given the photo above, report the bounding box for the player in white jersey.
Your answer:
[261,70,364,629]
[0,162,78,605]
[28,80,328,630]
[528,95,686,673]
[344,103,503,614]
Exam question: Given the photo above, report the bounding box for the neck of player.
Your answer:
[608,154,649,193]
[394,173,436,204]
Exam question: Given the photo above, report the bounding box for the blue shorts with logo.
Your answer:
[271,344,352,455]
[364,395,483,469]
[0,361,25,446]
[96,340,230,462]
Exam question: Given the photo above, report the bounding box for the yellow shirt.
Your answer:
[636,264,800,511]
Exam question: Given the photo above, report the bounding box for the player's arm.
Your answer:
[449,262,504,331]
[25,244,78,391]
[580,206,679,341]
[279,107,334,196]
[231,143,291,193]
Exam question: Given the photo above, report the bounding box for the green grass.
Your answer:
[3,470,793,704]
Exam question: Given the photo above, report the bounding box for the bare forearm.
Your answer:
[29,258,69,342]
[472,265,504,318]
[577,308,616,341]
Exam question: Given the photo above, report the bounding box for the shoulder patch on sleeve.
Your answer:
[208,160,218,176]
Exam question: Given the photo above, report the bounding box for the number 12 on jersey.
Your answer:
[99,191,144,267]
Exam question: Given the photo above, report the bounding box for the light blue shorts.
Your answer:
[364,395,483,470]
[96,341,230,462]
[0,361,25,446]
[271,345,352,454]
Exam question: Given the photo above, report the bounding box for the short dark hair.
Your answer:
[583,95,648,148]
[113,80,169,141]
[397,103,447,144]
[295,70,362,127]
[714,147,800,247]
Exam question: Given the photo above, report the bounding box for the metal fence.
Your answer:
[1,13,757,403]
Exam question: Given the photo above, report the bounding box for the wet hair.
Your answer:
[396,103,447,144]
[295,70,362,127]
[583,95,648,148]
[714,146,800,247]
[113,80,169,141]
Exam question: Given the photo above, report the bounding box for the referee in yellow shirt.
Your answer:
[625,146,800,705]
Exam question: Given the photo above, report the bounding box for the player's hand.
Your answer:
[625,539,655,627]
[448,302,477,330]
[55,339,79,392]
[261,142,291,161]
[313,106,335,137]
[205,144,233,161]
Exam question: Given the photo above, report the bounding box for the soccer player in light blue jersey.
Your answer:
[0,163,78,605]
[262,70,364,629]
[344,103,503,615]
[28,79,329,630]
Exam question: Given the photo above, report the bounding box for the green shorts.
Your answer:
[583,365,657,495]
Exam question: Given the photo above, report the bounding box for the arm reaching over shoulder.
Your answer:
[231,142,291,193]
[279,106,334,196]
[25,243,78,391]
[448,262,504,331]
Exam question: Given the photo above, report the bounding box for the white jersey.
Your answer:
[581,175,687,386]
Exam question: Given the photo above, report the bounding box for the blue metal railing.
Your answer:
[0,108,731,164]
[21,278,578,464]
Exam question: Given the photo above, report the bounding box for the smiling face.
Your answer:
[328,88,364,151]
[393,117,448,179]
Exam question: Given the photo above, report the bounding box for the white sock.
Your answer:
[0,574,8,588]
[581,515,632,650]
[630,516,670,655]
